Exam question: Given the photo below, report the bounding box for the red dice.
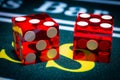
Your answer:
[12,13,59,65]
[73,13,113,63]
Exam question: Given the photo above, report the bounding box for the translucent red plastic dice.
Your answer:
[73,13,113,63]
[12,13,59,65]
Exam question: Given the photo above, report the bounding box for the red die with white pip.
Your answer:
[12,13,59,65]
[73,13,113,63]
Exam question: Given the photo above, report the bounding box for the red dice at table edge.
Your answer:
[12,13,59,65]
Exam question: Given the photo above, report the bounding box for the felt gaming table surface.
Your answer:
[0,0,120,80]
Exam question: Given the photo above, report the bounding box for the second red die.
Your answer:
[73,13,114,63]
